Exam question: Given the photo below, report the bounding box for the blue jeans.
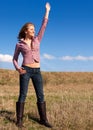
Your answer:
[18,65,44,103]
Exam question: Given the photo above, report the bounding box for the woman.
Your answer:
[13,2,52,128]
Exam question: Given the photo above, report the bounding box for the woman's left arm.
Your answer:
[37,2,51,42]
[44,2,51,19]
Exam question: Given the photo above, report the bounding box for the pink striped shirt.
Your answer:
[13,18,48,70]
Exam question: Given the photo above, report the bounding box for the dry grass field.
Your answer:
[0,69,93,130]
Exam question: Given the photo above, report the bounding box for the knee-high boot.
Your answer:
[16,102,25,128]
[37,101,52,128]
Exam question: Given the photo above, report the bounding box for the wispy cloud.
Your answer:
[42,53,56,60]
[42,53,93,61]
[60,55,93,61]
[60,56,73,61]
[0,54,13,62]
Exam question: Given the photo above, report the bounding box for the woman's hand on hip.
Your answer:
[17,67,26,75]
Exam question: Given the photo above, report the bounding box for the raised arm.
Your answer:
[44,2,51,19]
[37,2,51,42]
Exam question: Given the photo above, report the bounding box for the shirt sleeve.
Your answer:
[12,44,20,70]
[37,18,48,43]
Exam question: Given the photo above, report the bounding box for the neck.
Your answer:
[24,38,32,44]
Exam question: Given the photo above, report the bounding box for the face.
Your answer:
[25,25,35,38]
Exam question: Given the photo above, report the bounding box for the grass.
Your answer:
[0,69,93,130]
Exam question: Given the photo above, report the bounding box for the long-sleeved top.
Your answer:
[13,18,48,70]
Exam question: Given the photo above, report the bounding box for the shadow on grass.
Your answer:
[0,110,16,123]
[27,112,40,124]
[0,110,42,127]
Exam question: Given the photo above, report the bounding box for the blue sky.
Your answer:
[0,0,93,72]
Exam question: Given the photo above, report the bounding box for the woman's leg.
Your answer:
[16,71,30,128]
[32,69,52,128]
[31,69,44,103]
[18,72,30,102]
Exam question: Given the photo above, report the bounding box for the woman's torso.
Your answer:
[19,37,40,68]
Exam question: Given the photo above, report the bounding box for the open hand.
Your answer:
[45,2,51,11]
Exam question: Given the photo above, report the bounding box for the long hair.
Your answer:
[18,22,34,40]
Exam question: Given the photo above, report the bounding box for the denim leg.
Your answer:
[18,72,30,102]
[32,71,44,103]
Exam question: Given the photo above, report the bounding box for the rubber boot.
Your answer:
[16,102,25,128]
[37,101,52,128]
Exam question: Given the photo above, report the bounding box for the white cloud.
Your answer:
[0,54,13,62]
[60,55,93,61]
[60,56,74,60]
[42,53,56,60]
[75,55,88,60]
[42,54,93,61]
[88,56,93,60]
